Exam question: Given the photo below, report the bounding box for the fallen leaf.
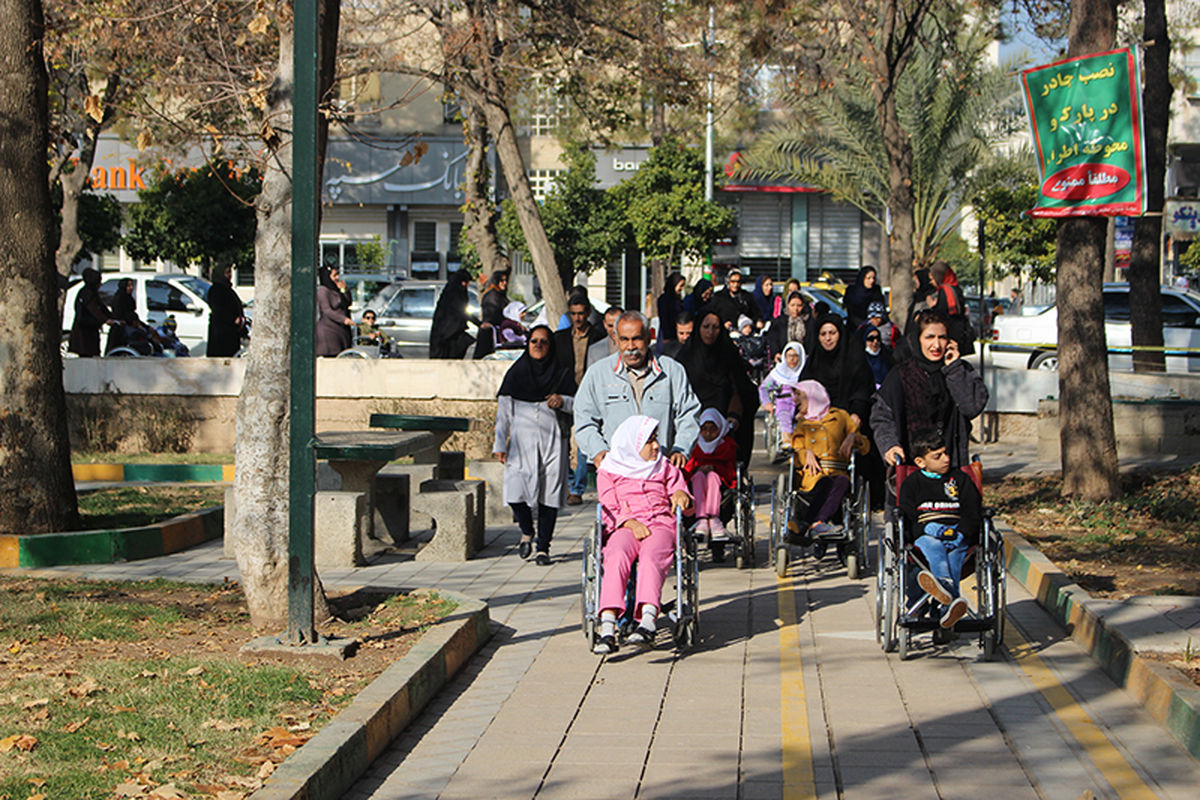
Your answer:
[21,698,48,710]
[117,729,142,742]
[138,671,158,679]
[256,761,275,780]
[113,782,148,798]
[247,12,270,36]
[30,708,49,722]
[185,666,204,677]
[203,719,246,732]
[28,794,46,800]
[27,777,46,787]
[9,641,21,654]
[64,717,91,733]
[113,706,137,713]
[0,733,37,752]
[68,678,101,698]
[148,784,186,799]
[215,792,245,800]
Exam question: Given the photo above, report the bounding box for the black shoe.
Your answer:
[626,625,656,647]
[592,634,617,655]
[535,552,551,566]
[810,541,827,561]
[711,544,726,563]
[518,539,533,559]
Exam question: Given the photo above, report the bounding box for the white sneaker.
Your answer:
[709,518,728,540]
[808,522,833,538]
[918,570,954,606]
[940,597,968,629]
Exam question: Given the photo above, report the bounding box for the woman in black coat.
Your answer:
[69,268,112,356]
[316,265,354,357]
[206,265,246,357]
[677,310,761,465]
[429,268,475,359]
[656,271,686,343]
[474,269,510,358]
[800,314,874,425]
[843,266,885,330]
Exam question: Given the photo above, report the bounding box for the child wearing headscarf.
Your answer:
[759,342,806,447]
[683,409,739,555]
[788,380,870,545]
[595,415,693,654]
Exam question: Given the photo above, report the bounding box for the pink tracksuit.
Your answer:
[596,460,691,616]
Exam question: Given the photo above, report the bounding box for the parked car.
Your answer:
[364,280,481,358]
[63,272,213,356]
[988,284,1200,372]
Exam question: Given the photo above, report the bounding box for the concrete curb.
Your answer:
[72,463,235,483]
[0,506,224,568]
[1001,524,1200,761]
[251,591,492,800]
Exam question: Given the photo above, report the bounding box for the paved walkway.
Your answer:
[33,453,1200,799]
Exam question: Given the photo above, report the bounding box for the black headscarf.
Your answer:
[318,266,340,293]
[684,278,713,315]
[800,314,873,420]
[497,324,576,402]
[113,279,138,324]
[843,266,884,327]
[657,272,686,341]
[677,311,740,410]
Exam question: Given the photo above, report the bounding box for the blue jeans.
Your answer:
[914,533,969,599]
[569,450,588,496]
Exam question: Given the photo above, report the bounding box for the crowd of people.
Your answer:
[485,264,989,654]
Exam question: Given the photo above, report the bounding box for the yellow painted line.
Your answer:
[221,464,236,482]
[1005,623,1158,800]
[0,536,19,568]
[778,574,817,800]
[72,464,124,481]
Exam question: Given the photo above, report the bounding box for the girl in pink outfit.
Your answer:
[683,409,739,561]
[594,415,693,654]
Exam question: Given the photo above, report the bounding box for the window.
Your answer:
[1185,47,1200,100]
[529,79,567,136]
[412,221,438,252]
[1102,291,1130,321]
[1162,293,1200,328]
[147,280,195,312]
[402,288,437,318]
[527,170,563,203]
[98,280,120,307]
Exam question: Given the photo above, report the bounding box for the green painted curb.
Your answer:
[123,464,228,482]
[1002,523,1200,762]
[251,591,492,800]
[2,507,223,568]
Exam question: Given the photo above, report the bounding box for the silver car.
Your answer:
[365,280,481,358]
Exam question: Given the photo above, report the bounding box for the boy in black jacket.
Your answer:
[898,431,981,630]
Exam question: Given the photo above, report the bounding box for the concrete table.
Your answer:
[368,414,470,465]
[314,430,436,525]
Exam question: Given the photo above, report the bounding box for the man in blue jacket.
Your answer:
[575,311,700,469]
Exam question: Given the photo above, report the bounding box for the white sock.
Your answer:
[640,605,657,630]
[599,611,617,638]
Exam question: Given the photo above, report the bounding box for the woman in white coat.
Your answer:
[493,325,576,565]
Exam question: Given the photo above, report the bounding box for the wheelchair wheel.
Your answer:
[581,525,599,644]
[877,519,898,652]
[897,625,911,660]
[852,478,871,579]
[736,478,755,569]
[846,552,859,581]
[764,413,779,462]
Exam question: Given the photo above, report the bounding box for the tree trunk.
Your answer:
[1057,0,1120,500]
[0,0,80,534]
[461,102,507,276]
[231,4,337,630]
[476,91,566,322]
[879,89,915,332]
[1130,0,1170,373]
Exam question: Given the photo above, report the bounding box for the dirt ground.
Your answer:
[989,466,1200,600]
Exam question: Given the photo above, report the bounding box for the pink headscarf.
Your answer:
[794,380,831,421]
[598,415,663,480]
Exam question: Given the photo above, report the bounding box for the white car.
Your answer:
[988,284,1200,372]
[64,272,213,356]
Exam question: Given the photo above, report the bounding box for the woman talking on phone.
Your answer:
[870,309,988,468]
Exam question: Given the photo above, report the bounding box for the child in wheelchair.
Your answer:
[898,431,982,632]
[594,415,693,655]
[759,342,806,451]
[683,408,739,562]
[787,380,870,552]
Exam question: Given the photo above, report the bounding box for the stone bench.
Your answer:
[412,479,486,562]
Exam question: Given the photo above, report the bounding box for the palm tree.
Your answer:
[741,21,1019,268]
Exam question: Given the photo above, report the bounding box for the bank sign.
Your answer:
[1020,48,1146,217]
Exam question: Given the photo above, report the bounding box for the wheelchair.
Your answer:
[693,463,756,569]
[875,460,1006,661]
[761,386,795,463]
[581,505,700,652]
[768,451,870,580]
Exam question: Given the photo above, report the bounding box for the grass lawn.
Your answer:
[77,487,226,531]
[72,453,234,465]
[0,578,455,799]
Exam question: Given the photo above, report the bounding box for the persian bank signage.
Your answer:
[322,138,472,206]
[592,147,650,189]
[1020,48,1147,217]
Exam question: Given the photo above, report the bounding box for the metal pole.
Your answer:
[704,5,714,203]
[288,0,319,645]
